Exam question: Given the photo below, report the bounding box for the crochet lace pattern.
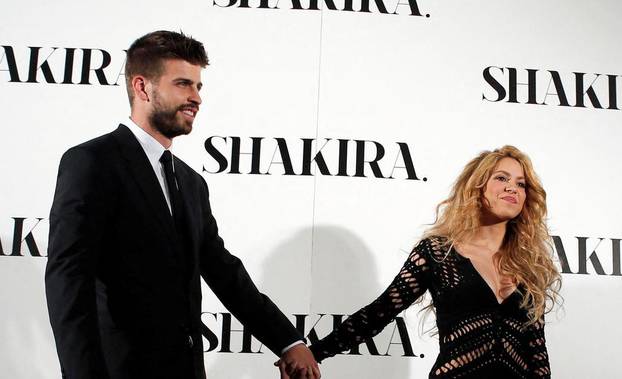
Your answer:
[310,236,551,379]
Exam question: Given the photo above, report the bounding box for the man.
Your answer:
[45,30,320,379]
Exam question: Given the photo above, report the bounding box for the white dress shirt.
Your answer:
[124,117,174,214]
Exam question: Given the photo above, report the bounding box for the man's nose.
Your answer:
[189,87,202,105]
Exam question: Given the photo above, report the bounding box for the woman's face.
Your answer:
[481,157,526,222]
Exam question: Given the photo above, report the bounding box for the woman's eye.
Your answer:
[518,182,526,188]
[496,176,508,182]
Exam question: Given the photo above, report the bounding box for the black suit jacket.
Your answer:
[45,124,302,379]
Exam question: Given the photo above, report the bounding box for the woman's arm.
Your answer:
[310,238,433,362]
[526,317,551,378]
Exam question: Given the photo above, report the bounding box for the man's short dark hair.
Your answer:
[125,30,209,106]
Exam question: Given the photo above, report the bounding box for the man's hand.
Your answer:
[274,344,321,379]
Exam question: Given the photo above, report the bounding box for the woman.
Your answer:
[308,146,561,379]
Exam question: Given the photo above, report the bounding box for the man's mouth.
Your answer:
[179,106,198,118]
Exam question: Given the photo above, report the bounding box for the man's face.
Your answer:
[148,59,203,139]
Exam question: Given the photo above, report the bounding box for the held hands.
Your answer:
[274,344,321,379]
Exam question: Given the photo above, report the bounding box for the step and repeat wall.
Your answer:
[1,0,621,378]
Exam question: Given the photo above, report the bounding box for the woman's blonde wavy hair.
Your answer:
[423,145,561,325]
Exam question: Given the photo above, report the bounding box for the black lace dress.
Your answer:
[309,236,551,379]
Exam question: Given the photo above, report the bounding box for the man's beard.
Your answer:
[149,92,193,139]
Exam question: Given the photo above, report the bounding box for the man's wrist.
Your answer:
[280,340,305,356]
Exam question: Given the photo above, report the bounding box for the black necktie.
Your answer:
[160,150,183,230]
[160,151,192,287]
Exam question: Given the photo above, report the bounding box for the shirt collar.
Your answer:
[124,117,170,167]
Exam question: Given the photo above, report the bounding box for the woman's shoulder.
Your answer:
[413,235,452,259]
[413,235,464,265]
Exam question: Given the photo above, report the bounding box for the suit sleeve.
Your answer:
[197,179,303,356]
[45,147,112,379]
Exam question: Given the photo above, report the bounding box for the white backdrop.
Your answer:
[1,0,621,378]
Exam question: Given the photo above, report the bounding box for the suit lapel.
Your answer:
[111,124,176,240]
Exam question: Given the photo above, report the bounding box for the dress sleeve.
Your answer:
[526,317,551,378]
[310,238,433,362]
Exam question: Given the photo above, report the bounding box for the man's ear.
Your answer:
[132,76,150,103]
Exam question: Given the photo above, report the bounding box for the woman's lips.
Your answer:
[501,196,517,204]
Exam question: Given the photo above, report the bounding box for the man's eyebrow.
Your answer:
[173,78,203,89]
